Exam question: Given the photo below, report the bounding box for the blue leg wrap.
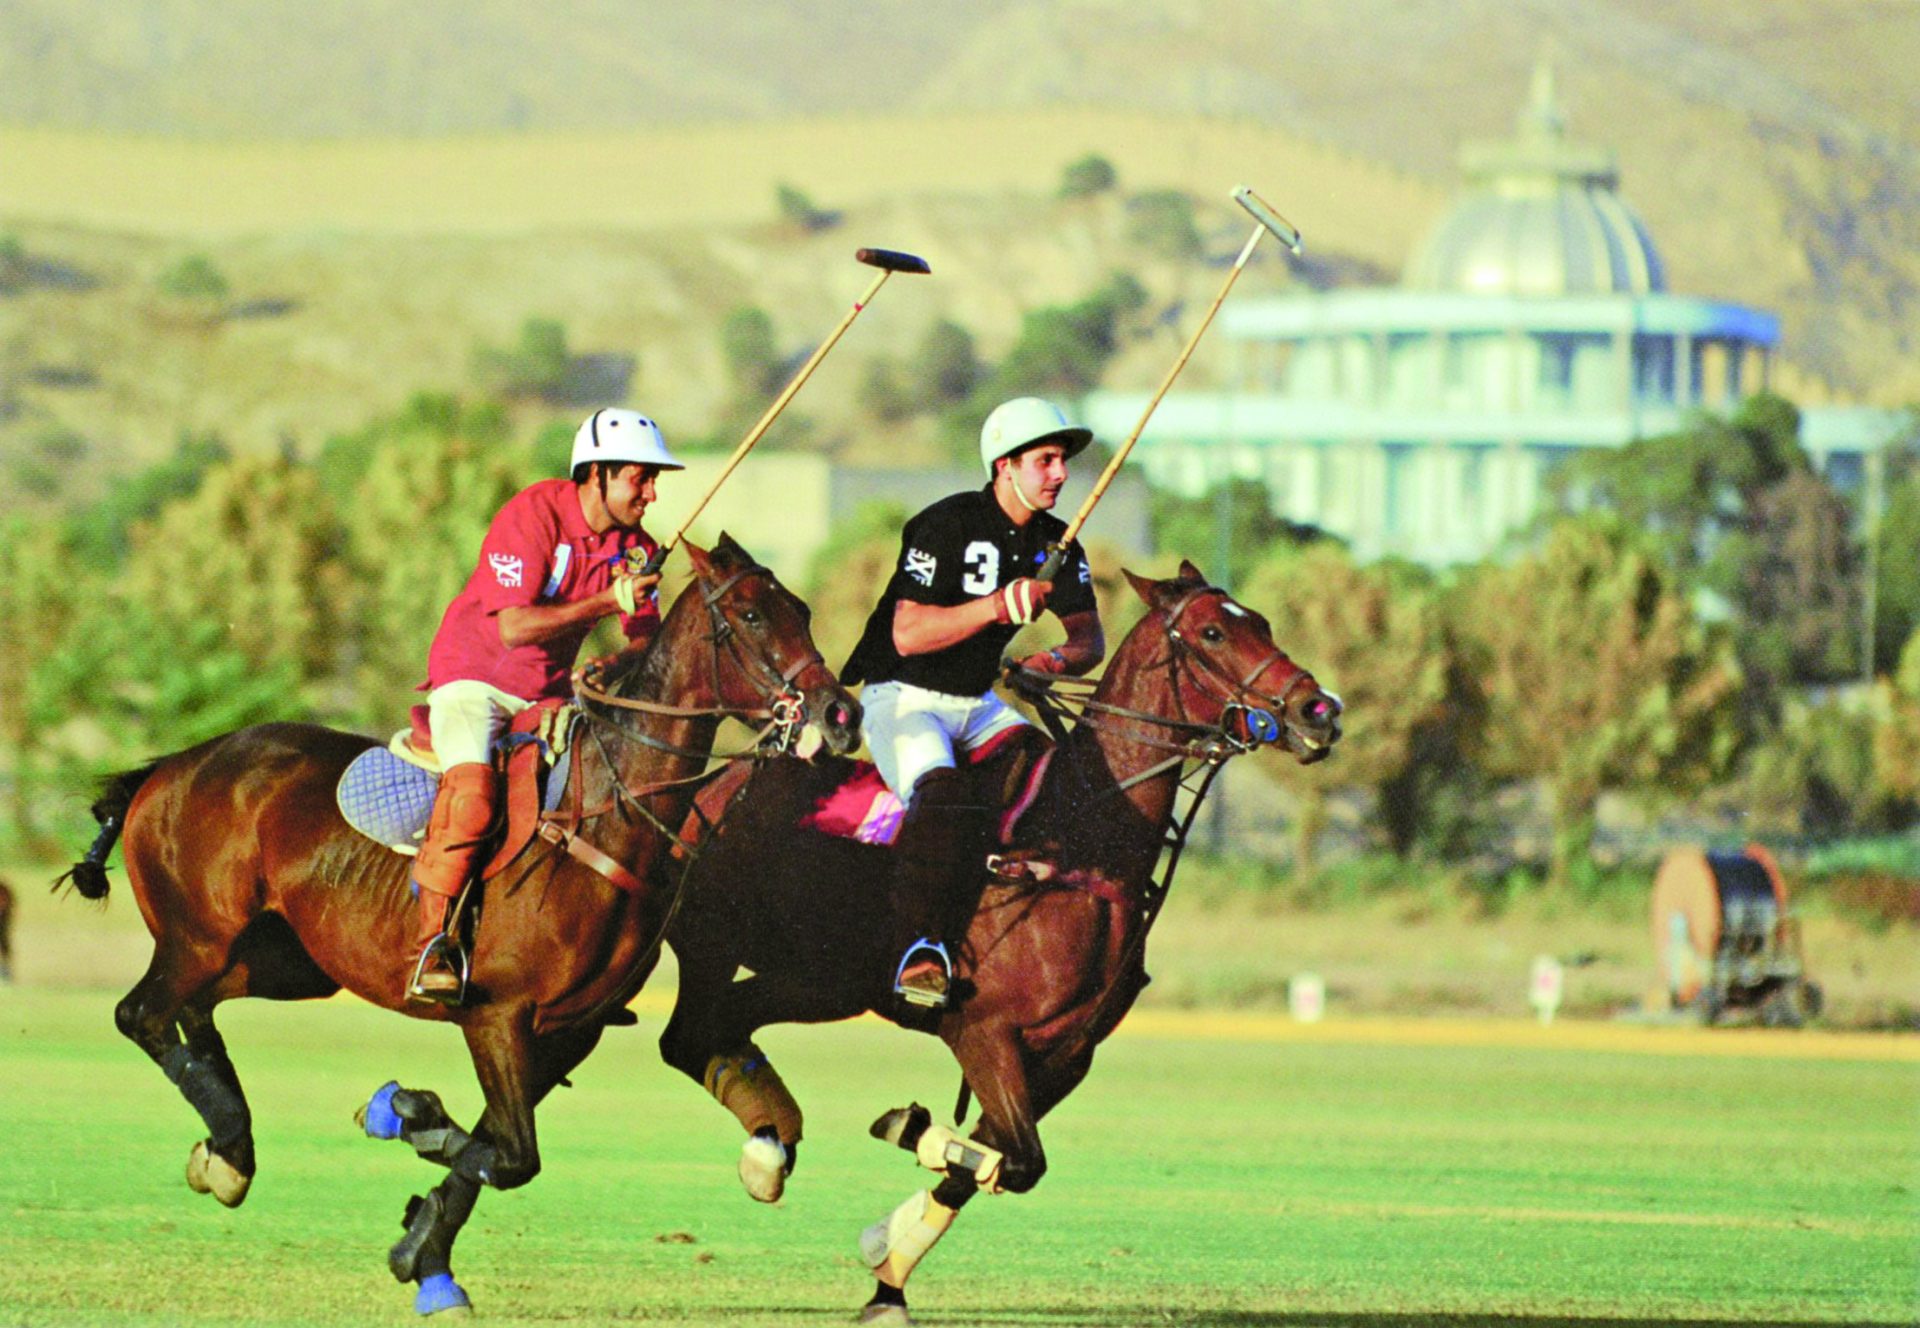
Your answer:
[363,1081,404,1140]
[415,1272,470,1316]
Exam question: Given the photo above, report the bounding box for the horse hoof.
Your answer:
[856,1305,912,1326]
[358,1080,404,1139]
[738,1133,789,1203]
[415,1272,472,1317]
[185,1139,252,1208]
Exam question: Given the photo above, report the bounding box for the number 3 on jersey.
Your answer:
[960,540,1001,596]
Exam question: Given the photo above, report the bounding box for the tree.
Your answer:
[1149,477,1320,590]
[68,431,230,563]
[1453,515,1743,887]
[0,515,80,844]
[156,253,229,303]
[721,306,782,398]
[1872,626,1920,806]
[803,501,907,667]
[1739,467,1863,685]
[920,320,981,409]
[339,423,536,728]
[1059,153,1118,199]
[1555,391,1859,704]
[1868,412,1920,675]
[1241,543,1449,877]
[120,453,349,684]
[472,318,572,400]
[775,183,837,232]
[1127,190,1202,258]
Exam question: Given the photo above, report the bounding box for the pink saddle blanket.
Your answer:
[798,726,1049,848]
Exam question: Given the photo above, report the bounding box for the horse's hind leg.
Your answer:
[114,948,255,1206]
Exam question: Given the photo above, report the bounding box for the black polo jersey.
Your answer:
[843,486,1096,697]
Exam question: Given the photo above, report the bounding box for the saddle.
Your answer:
[336,699,576,883]
[681,723,1053,855]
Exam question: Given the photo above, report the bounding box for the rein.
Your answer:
[519,562,826,983]
[983,584,1310,1081]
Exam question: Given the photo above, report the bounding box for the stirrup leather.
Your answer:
[893,938,951,1009]
[408,933,470,1004]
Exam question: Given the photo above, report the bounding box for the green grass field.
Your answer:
[0,988,1912,1327]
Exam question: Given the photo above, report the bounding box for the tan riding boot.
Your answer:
[407,762,499,1004]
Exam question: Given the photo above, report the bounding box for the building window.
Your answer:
[1537,334,1577,409]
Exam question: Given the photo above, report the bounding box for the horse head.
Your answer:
[603,533,861,757]
[1122,560,1341,764]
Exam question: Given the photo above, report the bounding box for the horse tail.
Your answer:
[54,762,163,900]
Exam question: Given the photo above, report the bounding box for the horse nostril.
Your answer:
[829,703,852,729]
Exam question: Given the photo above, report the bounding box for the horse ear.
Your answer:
[1177,558,1208,586]
[713,531,754,569]
[1122,568,1160,606]
[682,540,714,579]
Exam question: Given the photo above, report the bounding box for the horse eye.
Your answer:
[741,609,762,626]
[1201,625,1225,644]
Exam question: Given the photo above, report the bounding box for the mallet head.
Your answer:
[856,247,932,274]
[1232,186,1303,255]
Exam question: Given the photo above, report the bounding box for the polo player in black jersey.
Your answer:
[843,397,1107,1009]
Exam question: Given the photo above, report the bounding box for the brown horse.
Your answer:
[658,561,1342,1323]
[57,535,859,1317]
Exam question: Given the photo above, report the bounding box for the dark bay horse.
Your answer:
[58,535,859,1316]
[659,561,1342,1323]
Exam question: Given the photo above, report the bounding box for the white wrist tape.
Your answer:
[613,576,637,616]
[1001,579,1038,625]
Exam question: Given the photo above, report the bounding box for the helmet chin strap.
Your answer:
[1004,468,1044,514]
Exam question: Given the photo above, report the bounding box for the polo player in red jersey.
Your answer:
[408,407,684,1003]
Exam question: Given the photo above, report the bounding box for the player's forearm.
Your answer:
[892,597,1001,656]
[1056,613,1105,674]
[498,592,617,649]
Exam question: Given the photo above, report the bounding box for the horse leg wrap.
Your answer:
[859,1188,955,1287]
[160,1044,251,1156]
[394,1088,476,1168]
[871,1102,1002,1189]
[703,1046,804,1144]
[390,1175,481,1284]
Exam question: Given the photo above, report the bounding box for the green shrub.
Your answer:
[157,253,229,302]
[1059,153,1117,199]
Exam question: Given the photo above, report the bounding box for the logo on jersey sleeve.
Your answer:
[488,552,525,588]
[1079,558,1092,585]
[904,547,938,586]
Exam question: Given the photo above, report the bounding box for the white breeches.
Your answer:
[426,680,532,769]
[859,680,1029,799]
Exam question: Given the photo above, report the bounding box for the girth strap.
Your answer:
[536,821,644,894]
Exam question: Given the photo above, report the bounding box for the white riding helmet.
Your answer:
[569,408,685,477]
[979,397,1093,479]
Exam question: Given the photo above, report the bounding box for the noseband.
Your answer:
[1158,584,1311,744]
[1009,582,1314,794]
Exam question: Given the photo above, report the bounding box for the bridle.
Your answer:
[1011,583,1315,792]
[573,562,828,761]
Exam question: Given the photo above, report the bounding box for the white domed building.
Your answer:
[1087,67,1892,566]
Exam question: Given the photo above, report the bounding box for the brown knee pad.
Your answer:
[411,763,499,942]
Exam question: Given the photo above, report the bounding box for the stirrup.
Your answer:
[407,934,469,1005]
[893,939,952,1009]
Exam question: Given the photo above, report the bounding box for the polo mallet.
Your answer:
[642,246,932,574]
[1036,186,1300,581]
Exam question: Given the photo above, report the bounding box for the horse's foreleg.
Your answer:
[115,947,254,1206]
[947,1024,1047,1194]
[384,1015,599,1317]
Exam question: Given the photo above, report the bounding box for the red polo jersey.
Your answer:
[426,478,660,701]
